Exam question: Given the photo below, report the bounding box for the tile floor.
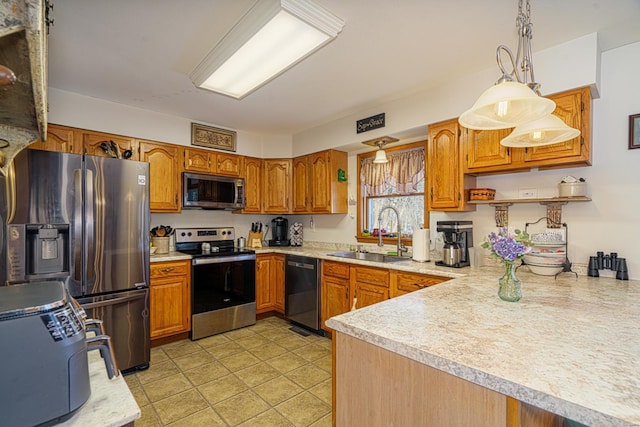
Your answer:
[125,317,333,426]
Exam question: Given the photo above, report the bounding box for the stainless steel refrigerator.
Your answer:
[0,148,150,372]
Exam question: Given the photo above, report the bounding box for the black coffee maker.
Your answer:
[435,220,473,268]
[269,217,290,247]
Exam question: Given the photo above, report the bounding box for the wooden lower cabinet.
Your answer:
[351,265,389,310]
[334,333,566,426]
[390,271,449,297]
[255,254,285,314]
[150,260,191,340]
[321,261,351,330]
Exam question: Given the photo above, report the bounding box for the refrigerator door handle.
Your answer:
[85,168,95,284]
[80,292,146,309]
[74,169,83,281]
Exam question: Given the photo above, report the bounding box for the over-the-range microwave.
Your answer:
[183,173,245,210]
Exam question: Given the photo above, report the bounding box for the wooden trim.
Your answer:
[151,331,189,347]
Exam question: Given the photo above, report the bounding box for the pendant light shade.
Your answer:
[501,114,581,147]
[373,149,388,164]
[458,81,556,130]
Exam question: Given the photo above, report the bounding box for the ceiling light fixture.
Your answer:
[362,136,399,164]
[189,0,344,99]
[458,0,580,147]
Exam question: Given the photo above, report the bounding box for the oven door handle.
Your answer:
[192,254,256,265]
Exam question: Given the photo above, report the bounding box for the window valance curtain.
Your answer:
[360,148,424,196]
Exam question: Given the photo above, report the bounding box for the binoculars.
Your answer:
[588,251,628,280]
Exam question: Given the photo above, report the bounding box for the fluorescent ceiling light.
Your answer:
[190,0,344,99]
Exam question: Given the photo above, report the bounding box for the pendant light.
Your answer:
[459,0,580,147]
[362,136,399,164]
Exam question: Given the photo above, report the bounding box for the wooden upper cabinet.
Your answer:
[139,140,181,212]
[292,150,348,214]
[523,86,591,167]
[292,156,310,213]
[242,156,263,213]
[428,119,476,211]
[29,124,80,153]
[183,147,213,173]
[263,159,291,213]
[81,130,139,161]
[216,152,242,176]
[463,127,514,172]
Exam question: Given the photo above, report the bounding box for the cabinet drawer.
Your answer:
[395,273,447,293]
[323,261,350,279]
[353,266,389,287]
[151,261,190,278]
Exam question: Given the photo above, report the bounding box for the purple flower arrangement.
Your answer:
[482,227,531,263]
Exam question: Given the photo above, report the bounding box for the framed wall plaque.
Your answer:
[191,123,237,152]
[629,114,640,149]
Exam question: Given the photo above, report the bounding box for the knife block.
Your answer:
[248,231,263,248]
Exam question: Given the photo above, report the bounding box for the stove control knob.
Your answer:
[180,232,186,237]
[222,230,226,235]
[188,232,192,237]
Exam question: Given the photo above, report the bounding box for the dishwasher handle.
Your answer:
[287,260,316,270]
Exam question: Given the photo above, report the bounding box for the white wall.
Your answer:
[48,35,640,279]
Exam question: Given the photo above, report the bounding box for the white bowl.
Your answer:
[527,264,564,276]
[524,253,566,266]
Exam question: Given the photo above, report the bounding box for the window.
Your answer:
[357,141,427,244]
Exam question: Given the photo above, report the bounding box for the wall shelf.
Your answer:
[468,197,592,227]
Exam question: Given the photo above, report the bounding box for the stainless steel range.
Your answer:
[175,227,256,340]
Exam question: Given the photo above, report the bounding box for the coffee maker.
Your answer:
[435,221,473,268]
[269,217,290,247]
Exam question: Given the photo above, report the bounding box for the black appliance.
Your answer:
[0,281,117,427]
[175,227,256,340]
[435,221,473,268]
[285,255,323,335]
[269,216,290,247]
[183,172,245,210]
[0,149,151,373]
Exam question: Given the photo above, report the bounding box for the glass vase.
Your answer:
[498,261,522,302]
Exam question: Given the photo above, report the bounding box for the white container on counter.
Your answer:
[558,182,586,197]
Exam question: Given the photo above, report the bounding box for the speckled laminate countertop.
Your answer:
[57,351,140,426]
[326,267,640,427]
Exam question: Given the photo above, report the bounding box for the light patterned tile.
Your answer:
[285,364,331,389]
[273,335,309,351]
[162,340,203,359]
[235,334,272,350]
[252,376,303,406]
[249,342,288,361]
[206,341,245,360]
[222,327,257,341]
[152,389,208,425]
[259,328,292,341]
[219,350,261,372]
[166,407,227,427]
[314,354,333,373]
[308,378,332,405]
[172,349,216,372]
[213,390,270,426]
[235,362,280,388]
[197,374,248,405]
[196,333,231,349]
[292,344,331,362]
[136,404,161,427]
[276,392,331,427]
[183,360,230,386]
[309,413,333,427]
[266,352,307,374]
[136,360,180,385]
[237,409,294,427]
[128,384,150,407]
[150,347,169,363]
[142,373,193,402]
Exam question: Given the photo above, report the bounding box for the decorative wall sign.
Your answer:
[629,114,640,149]
[191,123,237,152]
[357,113,385,134]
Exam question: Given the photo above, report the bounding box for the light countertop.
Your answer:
[58,351,140,426]
[326,267,640,426]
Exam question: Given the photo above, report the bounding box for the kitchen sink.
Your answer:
[327,252,407,263]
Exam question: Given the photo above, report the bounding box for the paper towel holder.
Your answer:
[412,228,431,262]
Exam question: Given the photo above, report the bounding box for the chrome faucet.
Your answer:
[377,206,408,257]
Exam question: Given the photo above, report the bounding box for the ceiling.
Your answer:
[47,0,640,136]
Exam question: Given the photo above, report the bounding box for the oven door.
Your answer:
[191,254,256,340]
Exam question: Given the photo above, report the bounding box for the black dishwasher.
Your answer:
[285,255,322,335]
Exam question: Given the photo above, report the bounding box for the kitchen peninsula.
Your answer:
[326,269,640,426]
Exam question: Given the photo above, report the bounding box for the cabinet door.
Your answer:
[139,140,181,212]
[263,159,291,213]
[428,120,461,210]
[322,275,350,330]
[29,124,80,153]
[215,153,242,176]
[464,127,513,171]
[256,255,274,313]
[523,87,590,165]
[353,282,389,309]
[150,261,191,340]
[292,156,309,213]
[309,151,331,213]
[273,255,286,314]
[242,156,263,213]
[390,271,447,298]
[82,131,139,160]
[183,147,213,173]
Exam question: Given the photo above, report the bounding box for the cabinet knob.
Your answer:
[161,267,175,273]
